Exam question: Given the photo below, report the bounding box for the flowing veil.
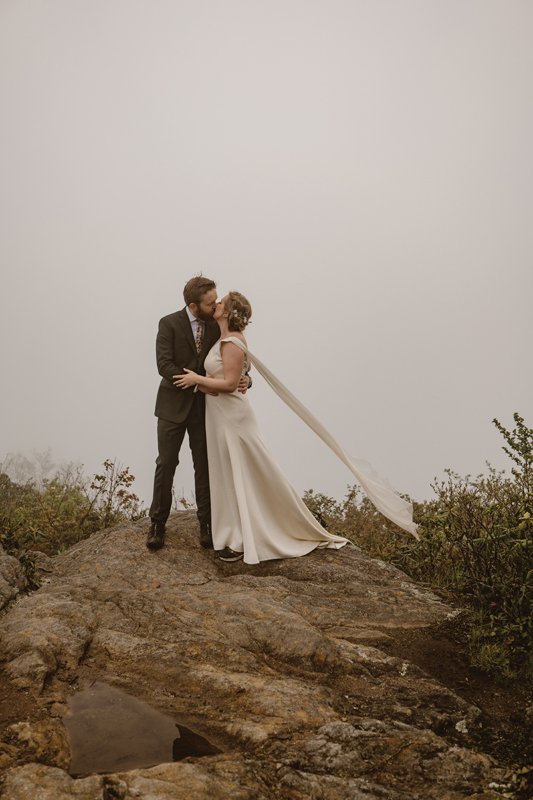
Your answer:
[247,348,419,539]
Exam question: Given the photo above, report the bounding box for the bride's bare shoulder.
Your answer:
[222,333,247,346]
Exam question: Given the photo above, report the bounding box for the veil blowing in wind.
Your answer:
[247,349,419,539]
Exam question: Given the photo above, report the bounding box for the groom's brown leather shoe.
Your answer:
[146,521,165,550]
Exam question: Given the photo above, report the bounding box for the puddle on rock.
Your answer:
[63,681,221,775]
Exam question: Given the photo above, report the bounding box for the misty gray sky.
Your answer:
[1,0,532,510]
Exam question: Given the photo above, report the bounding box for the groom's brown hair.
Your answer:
[183,275,216,306]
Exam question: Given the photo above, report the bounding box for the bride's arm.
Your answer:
[173,343,245,393]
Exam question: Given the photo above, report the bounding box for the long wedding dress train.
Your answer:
[204,336,417,565]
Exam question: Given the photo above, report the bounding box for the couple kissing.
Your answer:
[147,275,417,565]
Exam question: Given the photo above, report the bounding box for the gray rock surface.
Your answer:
[0,545,26,612]
[0,512,506,799]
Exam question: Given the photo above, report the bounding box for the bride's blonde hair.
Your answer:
[226,292,252,332]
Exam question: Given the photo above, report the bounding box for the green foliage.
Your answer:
[303,484,417,563]
[304,412,533,683]
[0,459,146,569]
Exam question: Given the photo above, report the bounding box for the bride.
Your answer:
[174,292,417,564]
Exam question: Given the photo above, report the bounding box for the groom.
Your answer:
[147,275,249,551]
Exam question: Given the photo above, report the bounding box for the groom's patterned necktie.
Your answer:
[195,320,203,353]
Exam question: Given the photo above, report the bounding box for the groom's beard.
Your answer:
[196,310,215,322]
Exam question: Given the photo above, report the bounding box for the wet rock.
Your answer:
[63,681,220,775]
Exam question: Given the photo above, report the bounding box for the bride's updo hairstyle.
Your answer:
[226,292,252,332]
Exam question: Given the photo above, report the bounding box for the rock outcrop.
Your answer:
[0,545,26,612]
[0,512,507,799]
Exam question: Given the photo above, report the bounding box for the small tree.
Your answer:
[86,459,145,529]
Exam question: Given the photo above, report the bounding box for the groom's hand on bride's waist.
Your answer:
[237,375,251,394]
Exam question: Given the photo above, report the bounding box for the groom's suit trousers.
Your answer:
[149,308,220,530]
[149,394,211,528]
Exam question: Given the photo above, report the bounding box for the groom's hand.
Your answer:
[237,375,250,394]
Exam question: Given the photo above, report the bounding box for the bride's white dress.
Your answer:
[204,337,351,564]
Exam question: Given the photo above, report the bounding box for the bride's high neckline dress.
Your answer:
[204,336,350,564]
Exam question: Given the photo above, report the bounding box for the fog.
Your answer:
[1,1,531,510]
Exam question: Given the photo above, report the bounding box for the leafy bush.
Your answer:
[304,413,533,682]
[0,458,146,560]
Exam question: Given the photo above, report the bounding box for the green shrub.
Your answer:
[0,458,146,561]
[304,413,533,682]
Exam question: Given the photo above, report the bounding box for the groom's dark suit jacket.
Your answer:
[154,308,221,425]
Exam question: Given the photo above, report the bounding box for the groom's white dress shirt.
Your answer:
[186,305,203,339]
